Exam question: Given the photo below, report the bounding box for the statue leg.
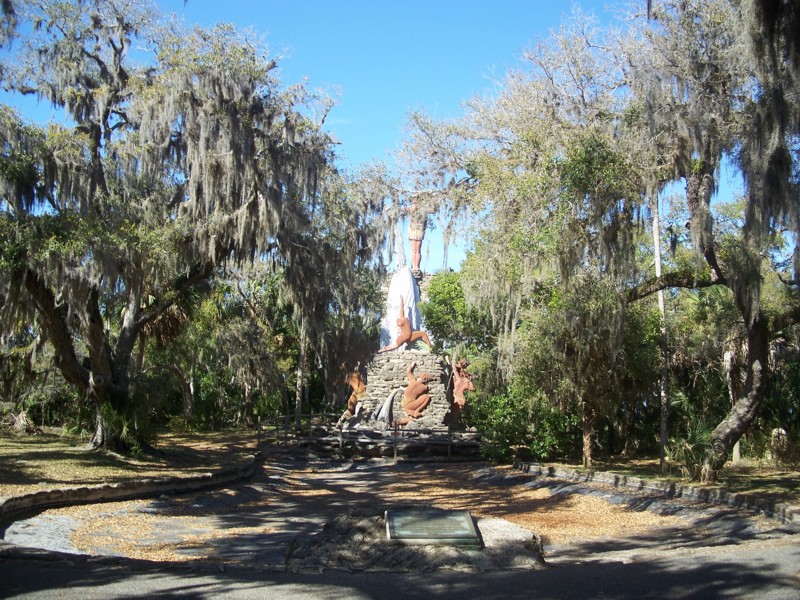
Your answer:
[405,393,430,418]
[411,330,431,348]
[411,239,422,273]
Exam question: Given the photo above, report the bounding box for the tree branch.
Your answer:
[136,260,215,329]
[626,269,722,303]
[770,305,800,334]
[22,268,89,390]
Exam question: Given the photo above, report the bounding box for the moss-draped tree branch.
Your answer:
[626,270,721,303]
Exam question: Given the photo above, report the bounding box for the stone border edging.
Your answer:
[0,453,258,531]
[513,460,800,527]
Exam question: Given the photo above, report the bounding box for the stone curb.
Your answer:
[0,453,258,530]
[513,461,800,527]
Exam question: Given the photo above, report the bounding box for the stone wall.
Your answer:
[354,349,452,429]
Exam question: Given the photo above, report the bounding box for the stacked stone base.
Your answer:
[349,350,455,430]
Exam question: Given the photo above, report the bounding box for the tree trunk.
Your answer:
[89,408,110,450]
[172,363,195,419]
[623,398,637,458]
[701,314,770,482]
[87,391,129,453]
[188,366,196,418]
[724,341,746,464]
[240,383,254,427]
[294,320,308,428]
[82,288,134,451]
[582,399,595,470]
[22,257,212,453]
[651,192,670,471]
[281,384,290,429]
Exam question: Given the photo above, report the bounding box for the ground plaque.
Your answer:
[384,508,482,547]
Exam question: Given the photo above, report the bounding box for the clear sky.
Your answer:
[168,1,613,167]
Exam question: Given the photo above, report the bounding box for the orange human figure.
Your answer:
[378,296,431,353]
[452,358,475,410]
[336,369,367,427]
[394,362,433,426]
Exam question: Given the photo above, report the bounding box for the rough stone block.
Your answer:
[353,350,453,429]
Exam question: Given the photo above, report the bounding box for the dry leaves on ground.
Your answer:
[280,463,682,547]
[42,461,683,563]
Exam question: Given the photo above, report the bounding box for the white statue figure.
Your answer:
[379,266,424,349]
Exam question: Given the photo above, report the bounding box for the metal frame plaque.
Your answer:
[385,508,482,547]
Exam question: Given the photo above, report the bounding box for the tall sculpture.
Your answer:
[340,253,478,431]
[379,266,423,349]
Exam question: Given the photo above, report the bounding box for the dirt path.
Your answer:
[6,455,794,573]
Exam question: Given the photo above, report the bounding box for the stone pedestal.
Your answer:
[353,350,452,429]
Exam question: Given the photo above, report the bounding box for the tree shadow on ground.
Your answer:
[1,543,798,599]
[6,451,800,599]
[0,430,257,492]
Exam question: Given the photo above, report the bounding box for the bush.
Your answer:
[467,390,579,462]
[467,392,531,462]
[528,403,580,461]
[666,417,712,480]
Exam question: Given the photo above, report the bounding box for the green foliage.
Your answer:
[559,131,634,202]
[766,345,800,431]
[526,401,580,461]
[666,415,713,480]
[517,274,628,416]
[1,0,797,466]
[21,384,84,428]
[467,391,533,462]
[191,371,237,430]
[420,271,492,353]
[93,401,153,455]
[0,1,387,449]
[252,389,285,419]
[467,389,579,462]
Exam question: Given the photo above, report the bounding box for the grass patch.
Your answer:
[547,455,800,505]
[0,429,257,498]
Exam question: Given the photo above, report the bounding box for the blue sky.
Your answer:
[169,1,613,168]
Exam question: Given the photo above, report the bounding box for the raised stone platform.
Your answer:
[354,350,453,429]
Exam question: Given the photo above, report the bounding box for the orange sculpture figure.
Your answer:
[336,369,367,427]
[395,361,433,426]
[449,358,475,419]
[378,296,431,353]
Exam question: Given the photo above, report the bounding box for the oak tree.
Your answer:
[0,0,382,448]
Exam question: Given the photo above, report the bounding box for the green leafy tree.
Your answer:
[521,275,635,468]
[0,1,382,449]
[420,270,492,354]
[396,2,800,481]
[623,0,800,481]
